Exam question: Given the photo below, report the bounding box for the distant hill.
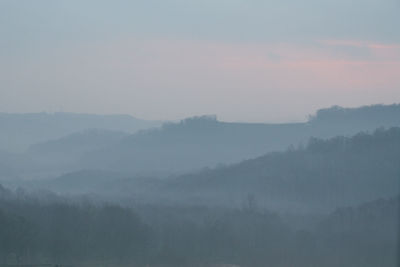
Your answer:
[27,129,129,167]
[82,104,400,175]
[35,127,400,213]
[82,115,309,174]
[36,170,131,194]
[2,104,400,178]
[0,112,161,152]
[308,104,400,138]
[22,169,160,199]
[160,127,400,212]
[0,150,37,180]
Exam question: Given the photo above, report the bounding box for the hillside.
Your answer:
[0,112,161,152]
[162,127,400,212]
[27,129,129,168]
[33,127,400,214]
[82,116,308,175]
[308,104,400,138]
[82,104,400,175]
[2,103,400,182]
[1,183,396,267]
[0,129,132,180]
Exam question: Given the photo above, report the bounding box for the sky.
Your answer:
[0,0,399,122]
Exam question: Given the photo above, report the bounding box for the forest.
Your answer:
[2,0,399,265]
[0,104,399,266]
[0,185,397,267]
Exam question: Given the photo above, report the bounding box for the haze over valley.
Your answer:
[0,104,399,266]
[1,0,399,266]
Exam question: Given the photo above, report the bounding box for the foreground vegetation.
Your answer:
[0,186,397,267]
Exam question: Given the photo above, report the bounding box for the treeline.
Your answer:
[2,104,400,180]
[0,187,148,266]
[0,186,397,267]
[167,127,400,212]
[310,104,400,125]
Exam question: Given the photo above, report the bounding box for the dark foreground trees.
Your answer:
[0,186,398,267]
[0,190,149,265]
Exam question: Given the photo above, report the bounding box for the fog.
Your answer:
[1,1,399,266]
[0,104,399,266]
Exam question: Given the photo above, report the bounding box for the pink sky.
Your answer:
[1,0,399,122]
[2,38,400,122]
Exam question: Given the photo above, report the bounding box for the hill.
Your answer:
[82,104,400,175]
[0,112,161,152]
[34,127,400,214]
[0,129,132,180]
[162,127,400,212]
[27,129,129,169]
